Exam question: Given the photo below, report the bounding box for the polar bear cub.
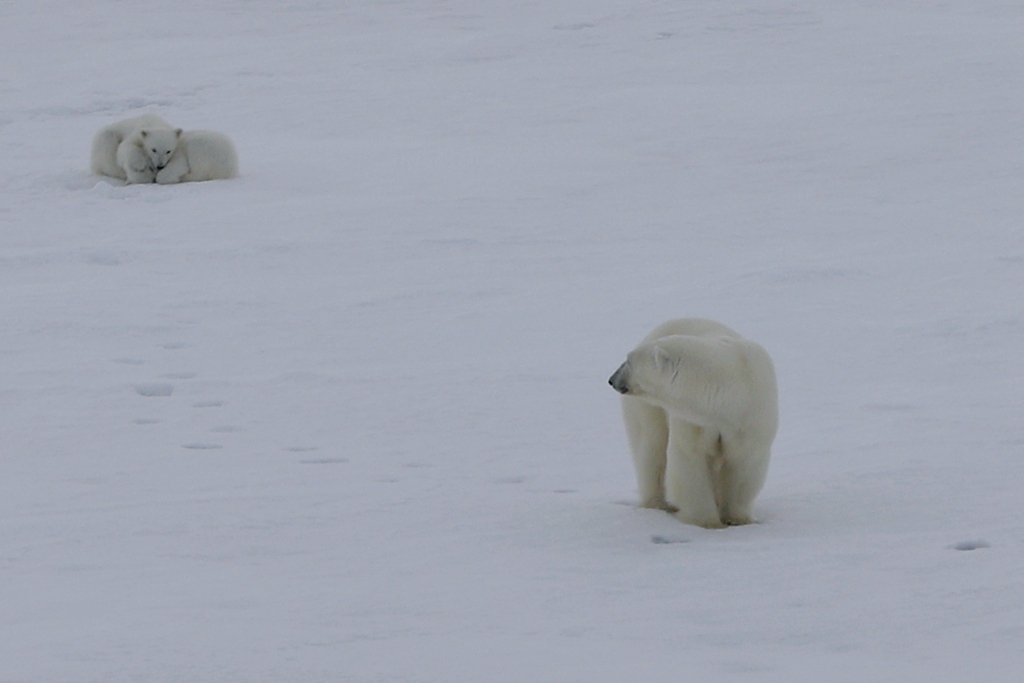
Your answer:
[132,127,180,172]
[155,130,238,184]
[90,113,173,183]
[608,319,778,528]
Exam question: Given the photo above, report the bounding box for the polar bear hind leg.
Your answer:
[718,442,770,526]
[91,129,127,179]
[664,418,725,528]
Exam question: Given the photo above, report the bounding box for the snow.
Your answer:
[2,0,1024,680]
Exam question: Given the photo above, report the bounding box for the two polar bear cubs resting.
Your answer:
[91,113,237,184]
[610,319,778,529]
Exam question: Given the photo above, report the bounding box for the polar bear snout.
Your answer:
[609,362,631,394]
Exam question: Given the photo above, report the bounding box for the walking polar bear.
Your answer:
[90,115,237,184]
[609,319,778,528]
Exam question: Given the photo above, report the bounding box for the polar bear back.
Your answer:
[178,130,238,182]
[638,317,742,345]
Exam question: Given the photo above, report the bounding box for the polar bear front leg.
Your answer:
[121,145,155,184]
[156,150,189,184]
[664,418,725,528]
[621,396,673,510]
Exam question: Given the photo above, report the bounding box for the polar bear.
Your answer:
[133,127,181,172]
[155,130,238,184]
[90,113,173,182]
[117,126,185,184]
[608,319,778,528]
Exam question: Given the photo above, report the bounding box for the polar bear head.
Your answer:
[609,334,774,432]
[609,340,690,399]
[139,128,182,170]
[610,335,741,395]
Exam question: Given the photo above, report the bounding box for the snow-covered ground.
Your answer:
[2,1,1023,680]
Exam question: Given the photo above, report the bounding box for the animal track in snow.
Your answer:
[861,403,915,412]
[949,540,990,551]
[135,383,173,397]
[84,250,124,266]
[182,443,223,450]
[650,535,690,545]
[283,446,318,452]
[554,22,597,30]
[298,458,349,465]
[192,400,224,408]
[132,418,160,425]
[161,343,187,350]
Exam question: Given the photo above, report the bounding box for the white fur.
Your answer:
[118,126,184,184]
[90,114,172,182]
[609,319,778,528]
[156,130,238,184]
[135,127,181,171]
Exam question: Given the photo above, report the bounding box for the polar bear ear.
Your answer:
[653,345,674,372]
[175,129,183,138]
[140,130,148,138]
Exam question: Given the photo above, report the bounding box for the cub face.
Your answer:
[139,128,182,169]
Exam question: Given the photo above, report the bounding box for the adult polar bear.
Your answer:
[90,113,174,184]
[91,116,237,184]
[154,129,238,184]
[609,319,778,528]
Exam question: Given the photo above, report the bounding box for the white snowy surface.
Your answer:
[2,1,1024,680]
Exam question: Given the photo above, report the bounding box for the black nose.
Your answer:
[608,363,630,394]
